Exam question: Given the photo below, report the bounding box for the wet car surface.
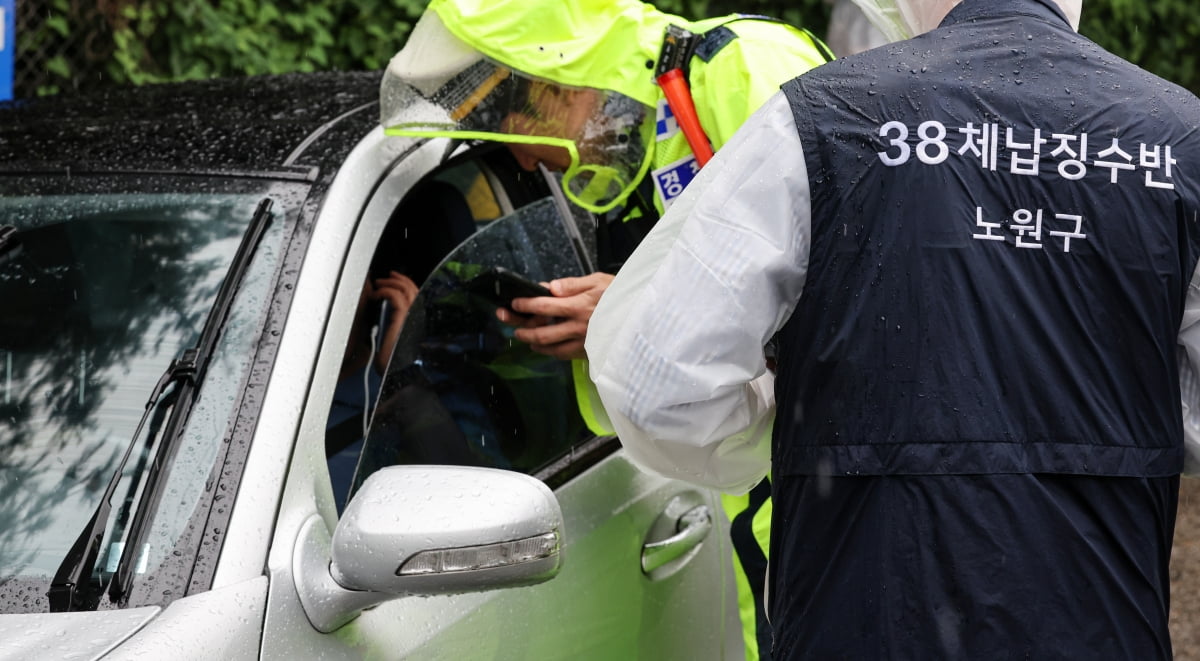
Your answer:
[0,71,743,659]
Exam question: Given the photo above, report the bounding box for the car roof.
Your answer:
[0,70,383,178]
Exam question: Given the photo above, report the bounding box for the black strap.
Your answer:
[597,176,659,272]
[692,15,837,66]
[693,25,738,63]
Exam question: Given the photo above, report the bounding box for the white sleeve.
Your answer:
[585,93,812,494]
[1178,260,1200,475]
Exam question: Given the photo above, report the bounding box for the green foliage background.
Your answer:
[16,0,1200,96]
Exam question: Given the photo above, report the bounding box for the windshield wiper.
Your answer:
[47,354,193,612]
[0,225,21,264]
[47,198,276,611]
[110,196,276,602]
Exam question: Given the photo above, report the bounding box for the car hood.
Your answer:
[0,607,160,660]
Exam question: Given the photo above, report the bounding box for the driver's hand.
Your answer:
[496,271,614,360]
[372,271,419,372]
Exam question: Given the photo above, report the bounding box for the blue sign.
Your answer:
[0,0,12,101]
[651,155,701,209]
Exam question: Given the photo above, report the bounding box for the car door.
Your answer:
[260,135,743,660]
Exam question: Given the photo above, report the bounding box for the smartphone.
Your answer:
[361,297,391,346]
[466,266,552,308]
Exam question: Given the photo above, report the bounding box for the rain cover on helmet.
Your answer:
[381,11,654,213]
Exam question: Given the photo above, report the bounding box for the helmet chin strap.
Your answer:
[563,164,629,214]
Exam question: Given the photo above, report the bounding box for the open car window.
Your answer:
[349,196,591,497]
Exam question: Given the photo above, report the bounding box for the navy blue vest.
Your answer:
[765,2,1198,657]
[776,0,1200,479]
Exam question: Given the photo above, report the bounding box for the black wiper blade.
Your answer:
[48,351,197,612]
[109,198,275,601]
[47,198,275,611]
[0,225,22,263]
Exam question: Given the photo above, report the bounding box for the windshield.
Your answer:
[0,176,296,610]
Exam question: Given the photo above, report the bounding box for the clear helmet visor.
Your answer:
[380,16,653,213]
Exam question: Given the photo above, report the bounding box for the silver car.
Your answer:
[0,71,743,659]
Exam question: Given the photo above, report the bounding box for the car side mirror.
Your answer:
[294,465,564,632]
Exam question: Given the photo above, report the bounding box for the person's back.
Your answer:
[770,0,1200,656]
[379,2,833,659]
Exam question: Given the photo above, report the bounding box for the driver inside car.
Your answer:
[326,270,418,512]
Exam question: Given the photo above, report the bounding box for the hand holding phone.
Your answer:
[466,266,551,309]
[494,271,613,361]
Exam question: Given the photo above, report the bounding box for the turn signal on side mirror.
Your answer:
[398,532,560,575]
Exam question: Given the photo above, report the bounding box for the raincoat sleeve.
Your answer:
[586,94,811,494]
[1178,260,1200,475]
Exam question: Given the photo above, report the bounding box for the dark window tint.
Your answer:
[349,197,591,496]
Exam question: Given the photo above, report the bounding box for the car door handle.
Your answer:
[641,505,713,574]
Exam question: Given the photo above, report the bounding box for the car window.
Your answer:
[344,195,591,499]
[0,176,297,612]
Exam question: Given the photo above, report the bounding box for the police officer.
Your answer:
[588,0,1200,657]
[380,1,833,658]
